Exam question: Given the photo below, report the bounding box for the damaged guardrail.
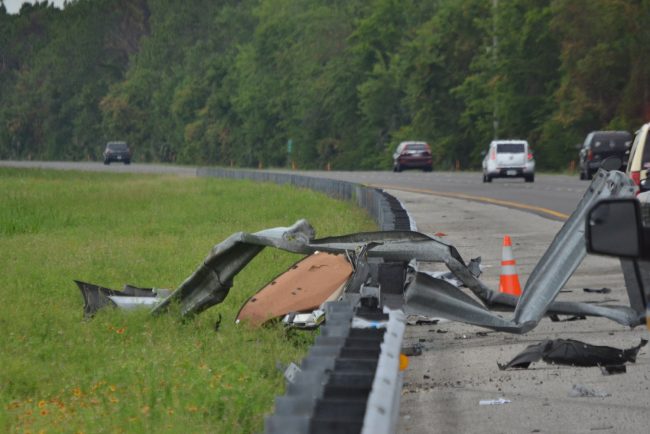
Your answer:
[76,166,644,433]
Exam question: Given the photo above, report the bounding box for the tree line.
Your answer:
[1,0,649,170]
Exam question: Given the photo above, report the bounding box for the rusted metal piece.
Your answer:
[236,252,353,327]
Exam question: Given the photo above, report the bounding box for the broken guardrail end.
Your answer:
[75,280,168,318]
[152,219,318,318]
[497,338,648,370]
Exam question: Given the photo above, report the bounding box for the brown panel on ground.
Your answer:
[236,252,353,326]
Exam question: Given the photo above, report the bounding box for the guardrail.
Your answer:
[196,167,413,231]
[196,167,410,433]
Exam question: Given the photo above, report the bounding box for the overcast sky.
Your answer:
[3,0,66,14]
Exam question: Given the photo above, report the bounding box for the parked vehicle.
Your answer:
[103,141,131,165]
[578,130,633,180]
[392,141,433,172]
[482,139,535,183]
[626,123,650,187]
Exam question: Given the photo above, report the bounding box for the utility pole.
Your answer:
[492,0,499,139]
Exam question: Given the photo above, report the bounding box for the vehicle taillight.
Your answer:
[527,152,533,160]
[490,148,496,160]
[631,170,641,186]
[587,149,593,161]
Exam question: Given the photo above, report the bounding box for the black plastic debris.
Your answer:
[600,365,627,375]
[497,338,648,370]
[583,287,612,294]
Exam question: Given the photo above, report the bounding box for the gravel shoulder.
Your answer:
[390,190,649,434]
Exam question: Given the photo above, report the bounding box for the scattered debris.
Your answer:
[76,170,643,334]
[549,314,587,322]
[568,384,610,398]
[406,315,440,325]
[281,309,325,329]
[401,343,424,357]
[75,280,169,318]
[498,338,647,370]
[583,287,612,294]
[600,365,626,375]
[283,362,301,384]
[479,398,511,405]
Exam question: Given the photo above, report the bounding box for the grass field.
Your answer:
[0,168,376,433]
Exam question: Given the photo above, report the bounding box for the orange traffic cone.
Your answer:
[499,235,522,296]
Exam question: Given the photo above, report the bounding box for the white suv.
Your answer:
[482,139,535,183]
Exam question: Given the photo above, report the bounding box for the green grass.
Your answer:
[0,168,376,433]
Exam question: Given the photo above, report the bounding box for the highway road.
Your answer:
[2,161,647,432]
[274,169,589,221]
[0,161,587,221]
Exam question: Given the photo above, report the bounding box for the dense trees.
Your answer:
[1,0,649,170]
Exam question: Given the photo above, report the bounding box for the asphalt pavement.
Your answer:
[391,189,649,434]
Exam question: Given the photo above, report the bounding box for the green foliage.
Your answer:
[1,0,650,170]
[0,168,375,432]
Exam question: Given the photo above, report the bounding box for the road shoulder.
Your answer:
[389,190,649,434]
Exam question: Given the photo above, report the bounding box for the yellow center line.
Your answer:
[369,184,570,221]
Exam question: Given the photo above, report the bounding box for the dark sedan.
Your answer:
[103,141,131,165]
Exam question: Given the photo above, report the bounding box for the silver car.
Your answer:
[482,139,535,183]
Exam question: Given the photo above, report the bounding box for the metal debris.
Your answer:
[404,169,641,333]
[283,362,301,384]
[479,398,511,405]
[77,169,644,334]
[282,309,326,329]
[401,343,424,357]
[76,280,169,318]
[152,219,316,317]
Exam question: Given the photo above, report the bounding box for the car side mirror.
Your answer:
[480,150,487,157]
[575,143,583,150]
[586,198,646,258]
